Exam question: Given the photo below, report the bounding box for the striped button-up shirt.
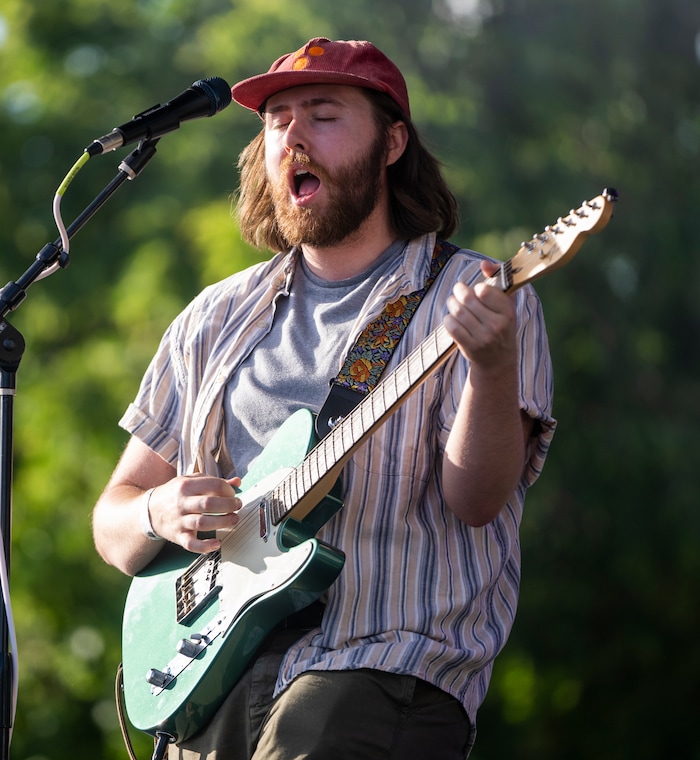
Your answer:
[120,231,556,745]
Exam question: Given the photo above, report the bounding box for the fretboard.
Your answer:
[268,319,461,525]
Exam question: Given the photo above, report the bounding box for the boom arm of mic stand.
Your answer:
[0,137,159,759]
[0,137,160,320]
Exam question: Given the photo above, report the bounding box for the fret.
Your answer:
[300,457,314,494]
[286,471,300,509]
[390,364,406,401]
[306,447,322,484]
[416,335,434,380]
[327,425,343,463]
[403,353,420,389]
[272,488,285,524]
[354,391,371,433]
[272,477,290,521]
[365,385,384,427]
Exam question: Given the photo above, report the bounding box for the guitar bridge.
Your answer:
[175,550,222,625]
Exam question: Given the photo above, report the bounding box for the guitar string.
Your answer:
[180,253,542,593]
[179,270,495,589]
[263,321,450,521]
[178,197,607,592]
[188,225,581,571]
[245,262,505,522]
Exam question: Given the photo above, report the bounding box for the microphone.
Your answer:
[86,76,232,156]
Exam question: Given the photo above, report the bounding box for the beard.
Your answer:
[270,132,388,248]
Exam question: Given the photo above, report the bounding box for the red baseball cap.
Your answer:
[231,38,411,118]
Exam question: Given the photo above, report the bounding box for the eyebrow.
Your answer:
[264,96,348,115]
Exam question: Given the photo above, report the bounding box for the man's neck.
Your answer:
[300,210,397,282]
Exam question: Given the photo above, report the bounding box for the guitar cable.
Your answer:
[151,731,177,760]
[115,664,176,760]
[115,664,139,760]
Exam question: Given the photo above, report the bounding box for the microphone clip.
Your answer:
[118,138,160,180]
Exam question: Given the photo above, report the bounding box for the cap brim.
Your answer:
[232,70,403,113]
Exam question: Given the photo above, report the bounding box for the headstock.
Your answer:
[499,188,618,293]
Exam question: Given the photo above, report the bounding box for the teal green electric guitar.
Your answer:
[121,190,617,742]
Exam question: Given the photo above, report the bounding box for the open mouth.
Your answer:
[292,169,321,199]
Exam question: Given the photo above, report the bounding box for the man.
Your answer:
[93,38,556,759]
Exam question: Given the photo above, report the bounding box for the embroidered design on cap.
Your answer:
[291,43,326,70]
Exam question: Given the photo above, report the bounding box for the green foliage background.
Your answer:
[0,0,698,758]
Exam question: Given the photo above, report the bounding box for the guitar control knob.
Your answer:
[176,636,206,658]
[146,668,171,688]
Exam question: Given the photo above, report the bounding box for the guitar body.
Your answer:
[121,409,345,741]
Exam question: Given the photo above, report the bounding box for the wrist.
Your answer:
[140,487,164,541]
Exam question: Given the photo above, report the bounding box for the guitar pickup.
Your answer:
[259,498,270,541]
[175,551,222,625]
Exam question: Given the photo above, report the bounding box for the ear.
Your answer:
[385,120,409,167]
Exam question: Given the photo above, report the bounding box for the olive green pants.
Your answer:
[168,628,472,760]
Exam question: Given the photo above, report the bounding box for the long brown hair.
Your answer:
[235,89,459,252]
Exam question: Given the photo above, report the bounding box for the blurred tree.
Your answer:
[0,0,698,758]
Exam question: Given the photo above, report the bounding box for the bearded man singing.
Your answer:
[93,37,556,760]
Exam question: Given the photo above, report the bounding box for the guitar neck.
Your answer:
[269,256,528,523]
[268,187,618,524]
[270,321,460,524]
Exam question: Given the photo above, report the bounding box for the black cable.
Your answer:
[151,732,176,760]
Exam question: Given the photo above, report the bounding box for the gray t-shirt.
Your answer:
[222,241,406,477]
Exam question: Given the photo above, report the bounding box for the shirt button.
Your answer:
[273,275,285,289]
[256,319,267,329]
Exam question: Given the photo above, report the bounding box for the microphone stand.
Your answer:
[0,137,160,760]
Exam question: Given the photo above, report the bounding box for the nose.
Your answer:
[282,117,308,155]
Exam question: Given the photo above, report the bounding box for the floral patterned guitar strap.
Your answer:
[315,239,460,439]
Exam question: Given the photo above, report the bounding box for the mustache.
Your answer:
[280,151,331,182]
